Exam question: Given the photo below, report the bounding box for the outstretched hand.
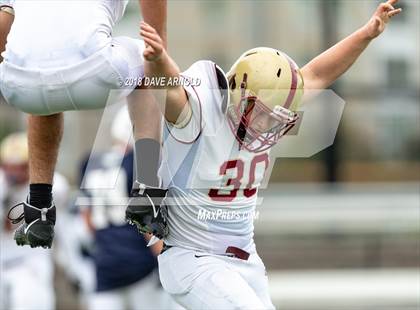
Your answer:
[363,0,402,39]
[140,21,164,62]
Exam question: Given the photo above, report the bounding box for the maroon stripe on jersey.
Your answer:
[283,56,298,109]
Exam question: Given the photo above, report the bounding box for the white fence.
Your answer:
[269,268,420,310]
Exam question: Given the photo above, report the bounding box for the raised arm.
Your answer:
[0,5,14,62]
[140,22,188,125]
[301,0,402,90]
[139,0,167,48]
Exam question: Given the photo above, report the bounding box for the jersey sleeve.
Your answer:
[165,60,226,143]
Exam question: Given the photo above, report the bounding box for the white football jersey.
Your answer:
[2,0,129,66]
[159,61,270,254]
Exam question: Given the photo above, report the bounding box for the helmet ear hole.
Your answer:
[229,75,237,90]
[277,68,281,78]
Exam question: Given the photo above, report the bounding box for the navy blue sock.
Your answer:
[29,183,53,208]
[134,138,161,187]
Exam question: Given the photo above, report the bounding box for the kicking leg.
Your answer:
[130,0,167,186]
[128,86,162,187]
[139,0,167,48]
[125,2,167,238]
[126,87,168,240]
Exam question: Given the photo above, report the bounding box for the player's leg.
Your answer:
[124,0,168,235]
[28,114,63,185]
[241,253,275,310]
[129,0,166,187]
[101,0,167,189]
[178,269,265,310]
[158,248,266,310]
[125,87,169,239]
[139,0,167,49]
[104,35,162,188]
[128,86,162,187]
[112,36,168,237]
[11,114,63,248]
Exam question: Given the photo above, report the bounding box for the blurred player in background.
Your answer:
[79,106,181,310]
[0,132,70,309]
[0,0,166,249]
[126,1,402,309]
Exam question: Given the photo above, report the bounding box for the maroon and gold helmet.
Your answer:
[226,47,304,152]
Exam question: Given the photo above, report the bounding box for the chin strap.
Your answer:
[236,73,249,147]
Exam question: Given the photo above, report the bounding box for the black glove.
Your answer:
[125,182,168,239]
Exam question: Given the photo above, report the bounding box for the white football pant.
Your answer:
[0,37,144,115]
[0,254,54,310]
[158,247,275,310]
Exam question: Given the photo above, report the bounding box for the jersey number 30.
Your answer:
[208,153,269,202]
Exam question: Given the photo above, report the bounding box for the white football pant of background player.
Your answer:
[89,270,183,310]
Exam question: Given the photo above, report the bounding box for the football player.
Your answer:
[126,1,402,309]
[0,0,166,248]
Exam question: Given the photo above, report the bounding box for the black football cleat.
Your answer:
[8,201,56,249]
[125,182,168,239]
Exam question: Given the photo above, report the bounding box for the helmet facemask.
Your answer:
[227,74,299,153]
